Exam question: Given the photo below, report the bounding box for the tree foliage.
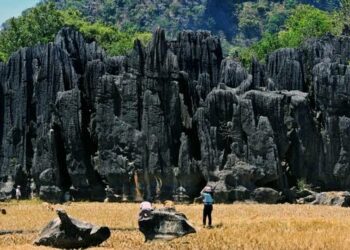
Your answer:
[0,0,348,66]
[49,0,341,43]
[237,4,343,67]
[340,0,350,24]
[278,5,339,47]
[0,3,63,61]
[60,8,151,56]
[0,3,152,62]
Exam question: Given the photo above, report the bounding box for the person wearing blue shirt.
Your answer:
[201,186,214,228]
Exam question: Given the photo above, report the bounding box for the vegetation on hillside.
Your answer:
[236,4,345,67]
[41,0,345,65]
[340,0,350,24]
[46,0,341,42]
[0,3,151,62]
[47,0,228,37]
[1,0,350,66]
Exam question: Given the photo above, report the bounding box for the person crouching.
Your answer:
[139,201,153,219]
[138,201,154,242]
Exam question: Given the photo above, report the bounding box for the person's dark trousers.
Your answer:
[203,204,213,226]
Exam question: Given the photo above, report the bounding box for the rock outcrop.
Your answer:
[138,208,196,241]
[1,28,350,203]
[34,209,110,248]
[250,187,281,204]
[297,191,350,207]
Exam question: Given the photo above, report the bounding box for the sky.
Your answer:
[0,0,41,25]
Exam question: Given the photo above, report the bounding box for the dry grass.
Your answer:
[1,200,350,249]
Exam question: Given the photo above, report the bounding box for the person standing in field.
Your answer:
[201,186,214,228]
[15,185,21,201]
[30,178,36,199]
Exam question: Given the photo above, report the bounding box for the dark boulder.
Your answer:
[34,209,110,248]
[39,186,62,203]
[231,186,250,201]
[138,209,196,241]
[39,169,56,186]
[0,176,15,199]
[0,193,6,202]
[251,187,281,204]
[297,194,317,204]
[296,189,316,199]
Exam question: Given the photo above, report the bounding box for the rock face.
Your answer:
[297,191,350,207]
[1,28,350,203]
[34,209,110,248]
[138,209,196,241]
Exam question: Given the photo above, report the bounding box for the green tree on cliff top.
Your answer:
[0,3,151,62]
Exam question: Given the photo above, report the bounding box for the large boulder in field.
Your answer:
[0,177,15,199]
[39,186,63,203]
[311,192,350,207]
[0,193,7,202]
[138,209,196,241]
[34,209,110,248]
[251,187,281,204]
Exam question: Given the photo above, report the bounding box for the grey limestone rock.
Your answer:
[39,186,62,203]
[251,187,281,204]
[298,191,350,207]
[220,59,248,88]
[34,209,110,248]
[138,209,196,241]
[1,27,350,204]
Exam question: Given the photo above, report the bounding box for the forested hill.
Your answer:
[0,0,348,63]
[47,0,340,41]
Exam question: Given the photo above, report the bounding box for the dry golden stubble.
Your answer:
[1,201,350,249]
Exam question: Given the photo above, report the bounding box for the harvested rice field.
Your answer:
[1,201,350,249]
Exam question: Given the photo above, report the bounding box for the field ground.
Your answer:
[1,201,350,249]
